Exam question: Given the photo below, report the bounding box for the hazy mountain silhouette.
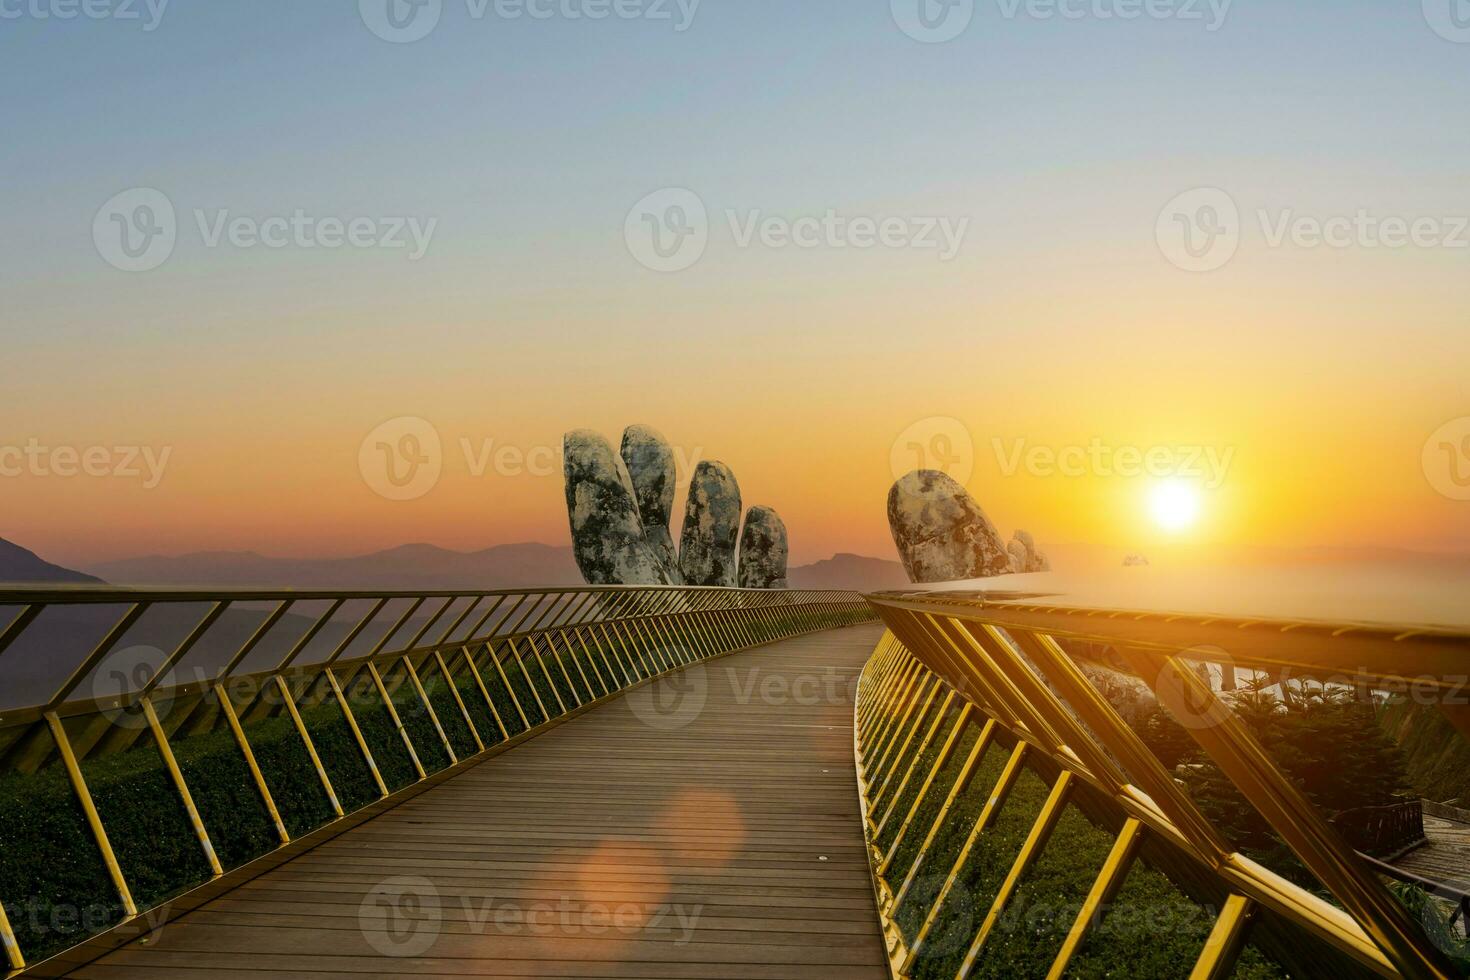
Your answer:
[87,542,907,592]
[87,542,583,590]
[788,552,909,591]
[0,537,104,584]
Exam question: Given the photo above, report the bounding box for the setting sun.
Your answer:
[1149,480,1202,533]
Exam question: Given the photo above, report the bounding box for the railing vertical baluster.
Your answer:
[44,711,138,917]
[457,645,511,741]
[495,639,541,727]
[325,668,389,797]
[904,740,1030,970]
[505,639,552,724]
[594,623,634,687]
[141,696,224,876]
[887,718,995,905]
[875,693,962,836]
[365,662,427,781]
[956,770,1076,978]
[550,630,592,703]
[872,680,943,807]
[529,635,570,714]
[634,617,671,672]
[1045,817,1145,979]
[401,656,457,763]
[212,685,291,845]
[569,627,611,696]
[434,650,484,752]
[871,673,933,778]
[0,898,23,972]
[274,675,344,817]
[1188,894,1255,980]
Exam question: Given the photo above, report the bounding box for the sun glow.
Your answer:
[1149,480,1202,533]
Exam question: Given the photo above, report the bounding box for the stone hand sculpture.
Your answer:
[888,469,1048,584]
[737,506,789,590]
[564,425,789,589]
[1006,530,1050,573]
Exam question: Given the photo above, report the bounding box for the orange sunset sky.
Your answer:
[6,4,1469,570]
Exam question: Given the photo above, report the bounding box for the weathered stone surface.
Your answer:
[620,424,680,580]
[678,461,743,587]
[1007,530,1050,573]
[887,470,1011,583]
[738,505,789,589]
[1007,539,1028,574]
[563,429,670,585]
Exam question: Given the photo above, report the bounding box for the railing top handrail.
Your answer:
[0,584,862,604]
[0,586,867,725]
[865,588,1470,641]
[864,590,1470,690]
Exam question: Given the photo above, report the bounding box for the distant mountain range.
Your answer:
[788,552,910,592]
[86,542,582,590]
[12,534,1467,594]
[0,538,103,585]
[79,542,909,592]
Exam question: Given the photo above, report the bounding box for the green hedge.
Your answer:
[883,724,1290,979]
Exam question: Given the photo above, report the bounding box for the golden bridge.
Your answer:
[0,584,1466,978]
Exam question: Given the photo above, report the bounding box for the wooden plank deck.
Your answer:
[1394,814,1470,885]
[69,625,890,980]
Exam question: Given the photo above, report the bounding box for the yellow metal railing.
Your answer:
[856,591,1470,980]
[0,585,875,977]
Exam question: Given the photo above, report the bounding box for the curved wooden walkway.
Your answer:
[69,625,889,980]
